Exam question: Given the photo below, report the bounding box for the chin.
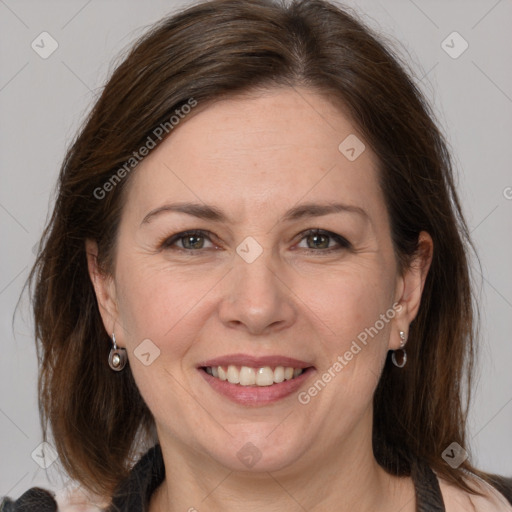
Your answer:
[202,429,306,473]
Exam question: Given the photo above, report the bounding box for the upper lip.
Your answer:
[198,354,314,369]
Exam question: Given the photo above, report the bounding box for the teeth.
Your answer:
[255,367,274,386]
[227,365,240,384]
[239,366,256,385]
[205,365,305,386]
[274,366,285,383]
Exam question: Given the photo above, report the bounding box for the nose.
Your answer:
[217,245,297,336]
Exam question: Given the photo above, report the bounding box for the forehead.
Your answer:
[123,87,384,226]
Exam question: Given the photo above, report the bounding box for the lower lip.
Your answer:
[198,367,315,406]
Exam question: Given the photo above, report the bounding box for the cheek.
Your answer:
[297,260,396,347]
[287,264,398,443]
[112,259,217,421]
[114,254,222,355]
[302,267,396,382]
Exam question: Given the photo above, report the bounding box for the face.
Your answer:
[88,86,429,476]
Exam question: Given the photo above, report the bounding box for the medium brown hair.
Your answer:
[24,0,498,501]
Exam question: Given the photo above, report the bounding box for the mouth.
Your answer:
[197,355,316,406]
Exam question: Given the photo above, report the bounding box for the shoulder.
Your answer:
[54,485,109,511]
[436,471,512,512]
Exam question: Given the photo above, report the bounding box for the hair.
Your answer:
[22,0,501,502]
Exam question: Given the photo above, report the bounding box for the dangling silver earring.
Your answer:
[108,332,127,371]
[391,330,407,368]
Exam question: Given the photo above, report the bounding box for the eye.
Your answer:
[159,228,351,254]
[296,229,351,253]
[159,230,216,252]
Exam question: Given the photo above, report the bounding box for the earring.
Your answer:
[108,332,127,371]
[391,330,407,368]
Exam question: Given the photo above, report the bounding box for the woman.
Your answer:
[2,0,511,510]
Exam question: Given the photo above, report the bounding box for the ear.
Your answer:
[85,238,119,340]
[389,231,433,350]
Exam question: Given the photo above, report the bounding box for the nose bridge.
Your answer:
[219,235,295,333]
[235,237,277,294]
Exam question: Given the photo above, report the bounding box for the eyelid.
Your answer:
[159,229,218,250]
[295,228,351,252]
[159,228,351,252]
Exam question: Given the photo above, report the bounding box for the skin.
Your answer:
[86,86,433,512]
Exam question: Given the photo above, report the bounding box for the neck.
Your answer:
[150,411,415,512]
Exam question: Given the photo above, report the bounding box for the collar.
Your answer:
[107,444,165,512]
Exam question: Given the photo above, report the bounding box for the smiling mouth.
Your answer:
[201,365,311,387]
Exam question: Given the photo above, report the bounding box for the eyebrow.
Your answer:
[140,201,369,227]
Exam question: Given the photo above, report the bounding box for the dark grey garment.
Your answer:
[0,488,59,512]
[2,444,512,511]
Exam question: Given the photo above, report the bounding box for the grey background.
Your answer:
[1,0,511,497]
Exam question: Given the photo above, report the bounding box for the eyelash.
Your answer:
[159,228,351,254]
